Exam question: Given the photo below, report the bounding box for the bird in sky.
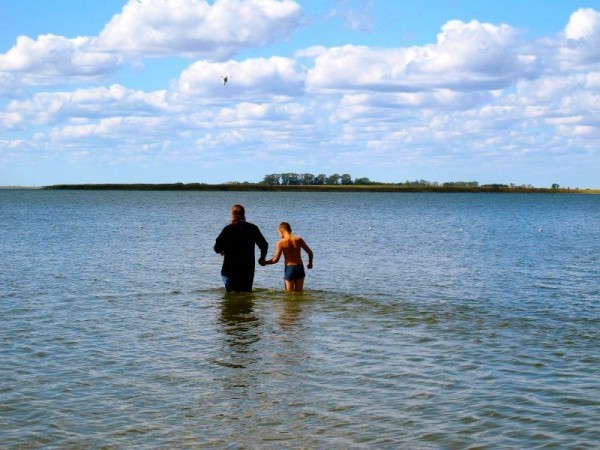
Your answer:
[222,75,229,85]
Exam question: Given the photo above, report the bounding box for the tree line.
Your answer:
[261,173,484,187]
[260,174,549,189]
[262,173,359,185]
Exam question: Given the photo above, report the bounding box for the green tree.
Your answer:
[302,173,315,185]
[262,174,280,185]
[314,174,327,185]
[326,173,341,185]
[288,173,300,185]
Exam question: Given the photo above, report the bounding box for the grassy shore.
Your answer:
[41,183,599,194]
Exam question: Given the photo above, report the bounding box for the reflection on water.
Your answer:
[216,293,261,369]
[219,293,260,333]
[214,292,310,376]
[278,296,304,330]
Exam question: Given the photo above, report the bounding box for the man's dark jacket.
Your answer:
[214,221,268,292]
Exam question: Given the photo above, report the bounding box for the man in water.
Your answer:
[214,204,268,292]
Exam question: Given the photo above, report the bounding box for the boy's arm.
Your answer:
[300,239,313,269]
[264,241,283,265]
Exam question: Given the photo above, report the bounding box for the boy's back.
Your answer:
[278,235,306,266]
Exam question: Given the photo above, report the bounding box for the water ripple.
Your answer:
[1,191,599,448]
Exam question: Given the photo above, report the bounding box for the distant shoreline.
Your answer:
[27,183,600,194]
[0,186,43,189]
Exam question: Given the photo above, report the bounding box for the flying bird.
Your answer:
[222,75,229,85]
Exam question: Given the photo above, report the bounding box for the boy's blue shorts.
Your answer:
[284,264,305,281]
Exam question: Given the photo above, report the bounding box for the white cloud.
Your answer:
[0,111,23,130]
[512,73,600,139]
[2,4,600,186]
[2,85,169,130]
[565,8,600,40]
[553,8,600,69]
[0,0,304,93]
[96,0,304,59]
[214,101,306,125]
[306,19,540,94]
[0,71,23,97]
[171,56,306,100]
[49,116,172,142]
[0,35,123,86]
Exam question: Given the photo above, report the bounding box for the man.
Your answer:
[214,204,268,292]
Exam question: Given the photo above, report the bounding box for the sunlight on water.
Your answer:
[1,190,599,447]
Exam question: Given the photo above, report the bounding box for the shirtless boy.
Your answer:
[262,222,313,291]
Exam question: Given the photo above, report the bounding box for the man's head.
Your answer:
[231,204,246,223]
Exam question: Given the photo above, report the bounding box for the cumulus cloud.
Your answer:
[214,101,307,126]
[50,116,172,141]
[96,0,304,59]
[513,73,600,136]
[0,0,304,92]
[3,4,600,186]
[558,8,600,67]
[0,34,123,87]
[307,19,541,93]
[172,56,306,101]
[2,85,169,130]
[565,8,600,40]
[0,72,23,97]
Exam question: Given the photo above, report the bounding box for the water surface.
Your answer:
[1,190,599,448]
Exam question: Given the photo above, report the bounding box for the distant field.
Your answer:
[40,183,599,193]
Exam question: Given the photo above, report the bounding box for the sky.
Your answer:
[1,0,600,188]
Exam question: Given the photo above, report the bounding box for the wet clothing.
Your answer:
[214,221,268,292]
[284,264,305,281]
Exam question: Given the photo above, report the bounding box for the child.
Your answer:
[262,222,313,291]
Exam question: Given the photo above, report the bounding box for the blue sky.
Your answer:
[2,0,600,187]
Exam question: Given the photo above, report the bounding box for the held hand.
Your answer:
[258,257,266,266]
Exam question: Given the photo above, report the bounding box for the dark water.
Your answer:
[1,190,599,448]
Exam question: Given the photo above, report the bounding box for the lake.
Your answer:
[1,190,599,448]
